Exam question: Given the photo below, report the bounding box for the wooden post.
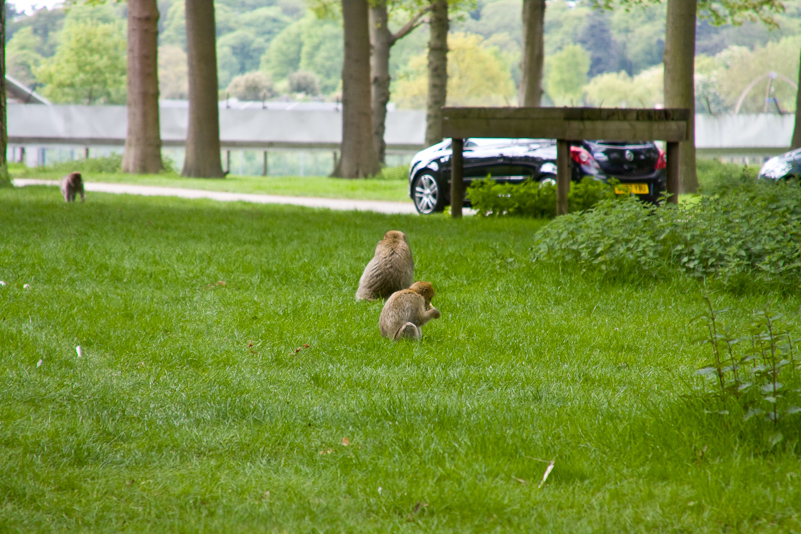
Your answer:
[666,141,680,205]
[450,138,464,218]
[556,139,570,216]
[225,150,231,174]
[84,147,90,159]
[263,151,268,176]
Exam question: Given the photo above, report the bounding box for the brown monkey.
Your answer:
[379,281,440,340]
[60,172,85,203]
[356,230,414,301]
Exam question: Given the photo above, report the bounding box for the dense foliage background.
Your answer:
[4,0,800,110]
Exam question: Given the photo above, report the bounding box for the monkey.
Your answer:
[355,230,414,301]
[60,172,85,203]
[379,281,440,341]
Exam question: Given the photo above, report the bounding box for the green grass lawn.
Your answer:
[2,186,800,532]
[10,163,412,203]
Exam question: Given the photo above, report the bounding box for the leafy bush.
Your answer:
[466,176,616,218]
[533,180,801,292]
[697,158,759,195]
[227,71,274,101]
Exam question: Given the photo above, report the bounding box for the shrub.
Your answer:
[227,71,274,101]
[288,70,321,96]
[697,158,759,195]
[466,176,616,218]
[532,180,801,292]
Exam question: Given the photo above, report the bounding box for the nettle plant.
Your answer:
[694,297,801,439]
[466,176,616,218]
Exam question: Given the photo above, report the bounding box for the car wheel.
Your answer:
[412,172,446,214]
[538,174,557,187]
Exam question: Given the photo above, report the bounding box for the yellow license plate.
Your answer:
[614,183,649,195]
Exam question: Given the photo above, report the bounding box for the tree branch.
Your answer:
[390,6,431,45]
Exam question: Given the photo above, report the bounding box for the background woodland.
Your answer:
[4,0,801,114]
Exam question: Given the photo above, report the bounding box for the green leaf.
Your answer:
[744,407,765,420]
[696,367,718,376]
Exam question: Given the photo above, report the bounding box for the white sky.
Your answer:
[11,1,65,15]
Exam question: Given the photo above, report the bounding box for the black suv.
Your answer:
[408,138,666,214]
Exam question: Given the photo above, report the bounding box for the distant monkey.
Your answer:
[60,172,85,203]
[379,281,440,340]
[356,230,414,301]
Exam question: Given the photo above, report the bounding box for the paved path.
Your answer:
[12,178,419,215]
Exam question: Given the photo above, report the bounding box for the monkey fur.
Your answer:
[60,172,85,203]
[379,281,440,341]
[356,230,414,301]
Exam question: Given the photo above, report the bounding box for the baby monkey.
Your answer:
[379,281,440,341]
[60,172,85,203]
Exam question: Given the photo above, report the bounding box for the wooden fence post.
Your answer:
[556,139,570,216]
[450,138,465,218]
[666,141,680,204]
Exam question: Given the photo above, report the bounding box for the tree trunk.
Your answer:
[181,0,224,178]
[0,0,11,187]
[519,0,545,107]
[123,0,164,174]
[370,3,429,165]
[791,46,801,149]
[425,0,448,147]
[664,0,697,194]
[370,2,392,166]
[332,0,380,178]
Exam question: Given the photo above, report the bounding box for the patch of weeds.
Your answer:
[697,158,759,195]
[19,154,124,176]
[466,176,616,218]
[693,297,801,449]
[533,180,801,293]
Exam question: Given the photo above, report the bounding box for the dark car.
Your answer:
[408,138,667,214]
[758,148,801,182]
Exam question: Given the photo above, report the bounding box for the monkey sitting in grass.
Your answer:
[60,172,85,203]
[379,281,440,341]
[356,230,414,301]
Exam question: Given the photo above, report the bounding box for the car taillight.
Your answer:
[570,146,594,166]
[655,150,666,170]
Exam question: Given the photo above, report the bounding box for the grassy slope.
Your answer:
[1,186,800,533]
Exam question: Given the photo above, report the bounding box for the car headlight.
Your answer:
[759,158,791,180]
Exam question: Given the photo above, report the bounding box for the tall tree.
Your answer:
[1,0,11,187]
[425,0,448,147]
[664,0,698,194]
[369,1,429,164]
[519,0,545,107]
[123,0,164,174]
[594,0,785,194]
[182,0,224,178]
[332,0,380,178]
[34,20,127,104]
[793,46,801,150]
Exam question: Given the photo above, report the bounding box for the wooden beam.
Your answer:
[450,138,464,218]
[557,140,570,216]
[442,107,690,142]
[666,141,680,205]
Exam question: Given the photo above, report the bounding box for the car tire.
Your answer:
[412,172,446,214]
[538,174,557,187]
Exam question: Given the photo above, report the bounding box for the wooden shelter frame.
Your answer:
[441,107,691,217]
